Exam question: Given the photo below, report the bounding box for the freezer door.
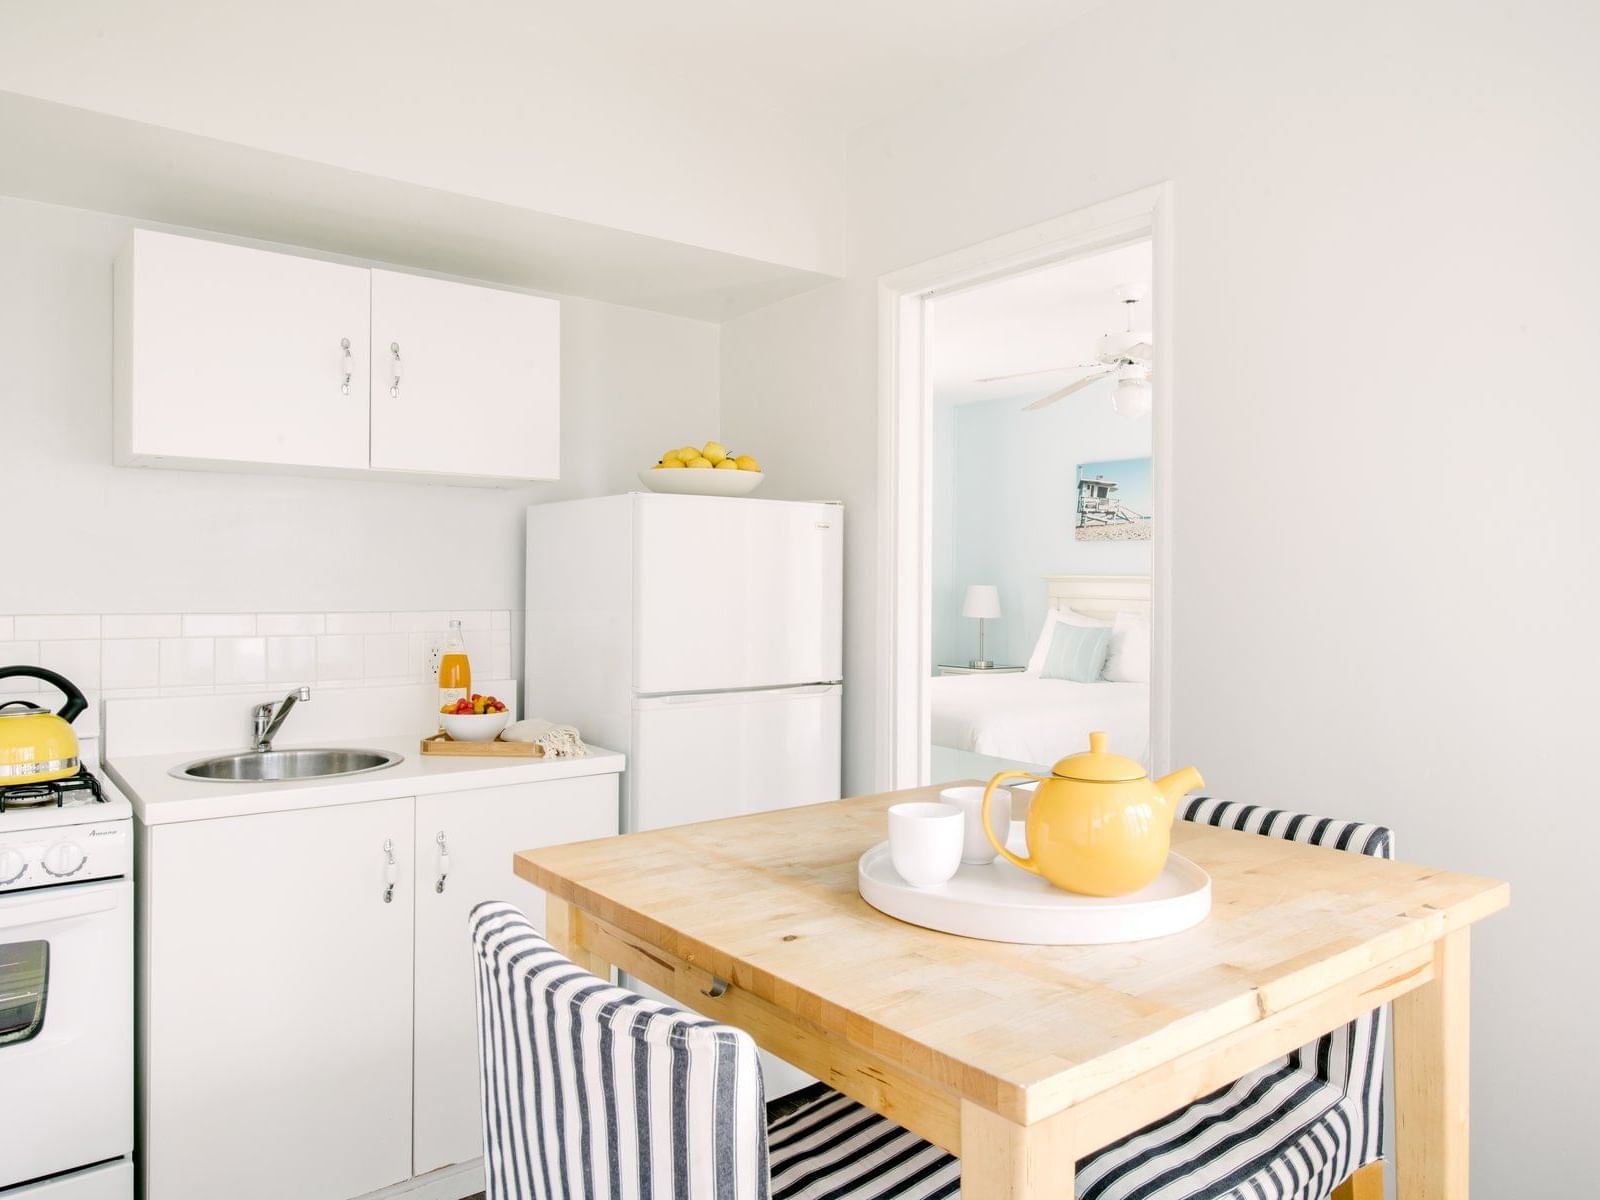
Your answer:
[629,685,842,833]
[633,496,842,694]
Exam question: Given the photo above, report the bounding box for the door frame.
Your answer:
[874,183,1176,790]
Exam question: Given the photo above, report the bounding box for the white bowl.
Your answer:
[439,711,510,742]
[638,468,764,497]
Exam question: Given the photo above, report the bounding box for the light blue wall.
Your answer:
[932,391,1152,670]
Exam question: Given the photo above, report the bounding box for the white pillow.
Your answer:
[1103,611,1151,683]
[1025,607,1110,675]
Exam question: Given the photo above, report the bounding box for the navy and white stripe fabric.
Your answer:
[473,798,1392,1200]
[1179,795,1393,1176]
[472,901,770,1200]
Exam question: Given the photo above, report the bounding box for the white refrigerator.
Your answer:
[524,492,843,835]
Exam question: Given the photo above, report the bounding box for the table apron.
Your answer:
[562,903,1439,1165]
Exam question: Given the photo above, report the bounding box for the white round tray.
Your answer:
[857,821,1210,945]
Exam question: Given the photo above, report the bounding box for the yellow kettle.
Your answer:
[982,732,1204,897]
[0,666,89,786]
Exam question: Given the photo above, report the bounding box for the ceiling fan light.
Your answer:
[1113,378,1152,419]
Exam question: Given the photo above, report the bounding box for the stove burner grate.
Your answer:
[0,767,106,812]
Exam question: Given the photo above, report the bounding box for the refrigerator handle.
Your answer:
[651,683,841,705]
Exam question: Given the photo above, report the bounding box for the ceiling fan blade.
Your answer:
[975,364,1075,384]
[1122,341,1154,362]
[1021,370,1110,411]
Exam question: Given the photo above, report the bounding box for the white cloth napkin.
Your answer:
[501,717,588,758]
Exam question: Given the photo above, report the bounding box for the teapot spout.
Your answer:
[1153,766,1205,819]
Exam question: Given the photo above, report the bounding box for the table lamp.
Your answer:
[962,585,1001,668]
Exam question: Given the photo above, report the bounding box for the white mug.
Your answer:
[940,785,1012,865]
[887,801,964,888]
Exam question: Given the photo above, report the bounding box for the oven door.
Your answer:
[0,880,132,1189]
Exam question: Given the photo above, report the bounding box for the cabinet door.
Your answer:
[118,230,371,469]
[369,269,560,480]
[143,799,414,1200]
[412,775,618,1177]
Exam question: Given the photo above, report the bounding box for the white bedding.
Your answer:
[929,673,1150,768]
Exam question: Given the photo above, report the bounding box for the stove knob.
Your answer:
[0,847,25,885]
[42,841,87,878]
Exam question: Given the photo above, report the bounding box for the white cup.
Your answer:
[887,801,964,888]
[940,785,1012,865]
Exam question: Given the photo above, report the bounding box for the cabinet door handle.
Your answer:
[340,338,352,395]
[383,838,397,903]
[389,342,403,398]
[435,831,450,894]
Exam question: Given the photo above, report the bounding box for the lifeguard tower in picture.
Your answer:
[1075,474,1146,527]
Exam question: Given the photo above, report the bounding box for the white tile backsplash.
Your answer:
[182,613,256,637]
[102,614,182,638]
[101,639,160,689]
[159,638,215,687]
[15,615,101,640]
[214,637,267,686]
[1,610,515,697]
[265,636,317,684]
[315,634,364,682]
[256,612,327,636]
[39,640,102,690]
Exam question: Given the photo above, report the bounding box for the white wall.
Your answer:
[719,0,1600,1190]
[0,196,720,617]
[933,395,1151,668]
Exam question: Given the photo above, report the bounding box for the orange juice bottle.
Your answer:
[438,620,472,711]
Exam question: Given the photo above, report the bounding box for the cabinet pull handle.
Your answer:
[383,838,397,904]
[340,338,352,395]
[435,831,450,894]
[389,342,403,398]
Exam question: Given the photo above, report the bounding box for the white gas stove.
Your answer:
[0,738,133,1199]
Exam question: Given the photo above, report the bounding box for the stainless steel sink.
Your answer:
[170,747,403,782]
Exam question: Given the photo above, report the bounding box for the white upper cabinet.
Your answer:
[116,230,372,470]
[114,230,560,484]
[370,269,559,481]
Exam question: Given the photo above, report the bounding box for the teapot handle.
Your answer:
[0,665,87,724]
[983,770,1044,875]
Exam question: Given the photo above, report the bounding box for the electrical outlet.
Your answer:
[424,635,447,677]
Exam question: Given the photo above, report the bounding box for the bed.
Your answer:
[931,575,1151,774]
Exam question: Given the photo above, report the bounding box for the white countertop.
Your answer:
[106,734,626,826]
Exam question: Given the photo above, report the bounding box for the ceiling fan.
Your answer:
[978,283,1153,418]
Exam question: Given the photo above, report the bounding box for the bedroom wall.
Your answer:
[719,0,1600,1190]
[934,395,1152,669]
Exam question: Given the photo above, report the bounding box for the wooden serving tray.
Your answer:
[420,733,545,758]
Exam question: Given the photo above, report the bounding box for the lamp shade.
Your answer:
[962,585,1002,620]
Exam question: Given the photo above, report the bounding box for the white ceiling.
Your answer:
[927,240,1153,408]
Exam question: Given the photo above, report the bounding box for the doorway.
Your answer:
[875,184,1174,790]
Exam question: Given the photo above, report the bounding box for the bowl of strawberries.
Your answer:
[439,693,510,741]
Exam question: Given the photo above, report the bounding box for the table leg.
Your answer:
[959,1100,1074,1199]
[545,893,611,979]
[1394,928,1471,1198]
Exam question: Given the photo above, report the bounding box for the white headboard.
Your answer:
[1045,574,1151,621]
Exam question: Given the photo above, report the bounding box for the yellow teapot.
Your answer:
[982,732,1204,897]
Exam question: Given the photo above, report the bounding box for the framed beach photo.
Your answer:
[1075,456,1153,541]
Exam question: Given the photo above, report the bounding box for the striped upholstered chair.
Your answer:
[471,798,1391,1200]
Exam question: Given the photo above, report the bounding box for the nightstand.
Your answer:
[937,664,1026,676]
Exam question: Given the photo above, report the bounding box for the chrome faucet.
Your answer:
[253,687,310,752]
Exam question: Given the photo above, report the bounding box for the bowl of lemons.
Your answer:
[640,443,764,496]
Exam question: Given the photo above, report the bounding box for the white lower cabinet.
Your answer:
[142,797,416,1200]
[140,774,619,1200]
[411,776,619,1177]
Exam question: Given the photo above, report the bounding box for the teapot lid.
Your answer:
[1050,731,1147,782]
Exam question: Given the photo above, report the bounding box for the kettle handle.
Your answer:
[0,665,88,725]
[983,770,1045,876]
